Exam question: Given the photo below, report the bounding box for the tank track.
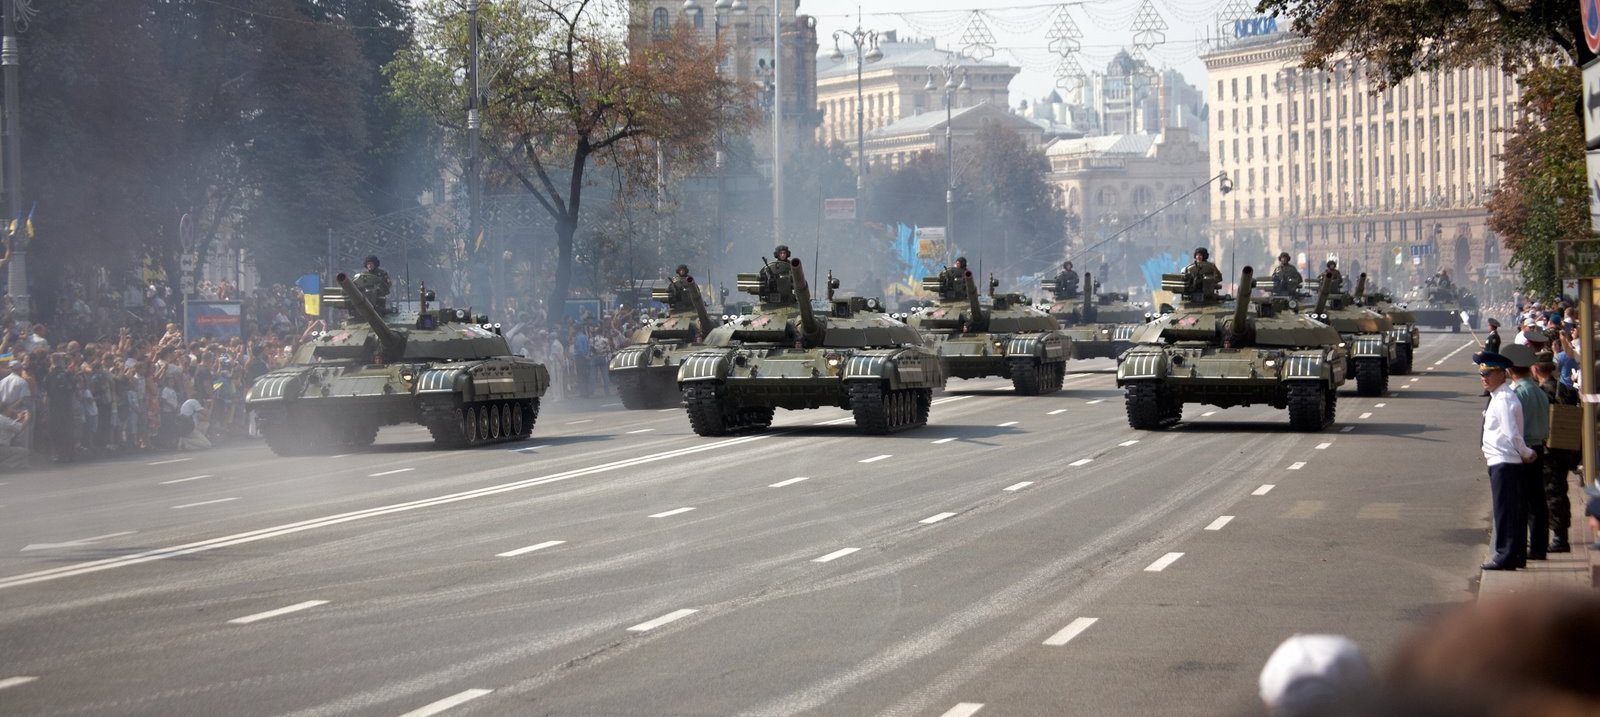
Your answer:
[1123,381,1180,430]
[682,384,775,436]
[1352,357,1388,397]
[419,396,539,448]
[256,407,378,456]
[1008,358,1065,395]
[847,382,932,435]
[1389,344,1413,376]
[1287,381,1334,431]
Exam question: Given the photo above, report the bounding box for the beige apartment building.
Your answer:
[1202,28,1521,287]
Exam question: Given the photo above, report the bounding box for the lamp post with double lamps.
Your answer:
[830,24,882,249]
[925,60,968,264]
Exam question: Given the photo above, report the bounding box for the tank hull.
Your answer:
[928,331,1071,394]
[1059,325,1138,360]
[608,340,702,409]
[1408,307,1479,331]
[1116,345,1347,431]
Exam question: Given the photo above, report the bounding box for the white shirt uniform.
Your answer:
[1481,381,1535,466]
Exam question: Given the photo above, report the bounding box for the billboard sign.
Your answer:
[183,300,243,341]
[823,198,857,221]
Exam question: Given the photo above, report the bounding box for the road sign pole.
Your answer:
[1583,279,1597,487]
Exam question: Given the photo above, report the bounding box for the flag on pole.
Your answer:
[24,202,35,239]
[295,273,322,316]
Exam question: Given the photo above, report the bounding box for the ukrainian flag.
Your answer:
[295,274,322,316]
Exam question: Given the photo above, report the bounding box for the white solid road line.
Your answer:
[159,474,215,485]
[648,507,695,518]
[1252,484,1275,496]
[1086,399,1105,404]
[1315,442,1332,450]
[1003,481,1033,492]
[1358,412,1372,419]
[369,468,414,477]
[1144,552,1185,572]
[1287,462,1306,470]
[20,531,138,553]
[931,437,957,444]
[397,688,494,717]
[147,457,192,466]
[1042,616,1099,646]
[813,548,860,563]
[859,454,892,463]
[940,703,985,717]
[0,433,774,591]
[170,497,239,510]
[815,417,856,426]
[0,676,38,690]
[496,540,565,558]
[769,476,809,488]
[627,608,698,632]
[1201,410,1217,417]
[1118,439,1139,447]
[626,428,655,434]
[997,421,1018,427]
[931,395,973,405]
[1069,458,1093,467]
[228,600,329,625]
[565,419,593,425]
[920,512,957,524]
[1205,516,1235,531]
[602,403,621,408]
[1048,409,1067,415]
[509,445,547,453]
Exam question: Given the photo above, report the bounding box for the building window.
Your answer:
[753,6,771,39]
[688,7,704,28]
[1218,140,1226,165]
[651,7,669,37]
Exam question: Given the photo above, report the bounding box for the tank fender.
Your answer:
[1116,348,1169,384]
[844,348,944,389]
[677,349,733,383]
[1281,350,1329,381]
[246,369,310,403]
[416,365,467,394]
[609,344,649,371]
[1005,333,1070,362]
[1347,334,1391,360]
[456,360,550,401]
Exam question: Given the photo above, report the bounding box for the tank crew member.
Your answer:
[1182,246,1223,296]
[940,257,971,300]
[665,264,695,311]
[1435,269,1454,290]
[1477,349,1536,571]
[759,245,795,304]
[1322,260,1343,293]
[355,255,393,309]
[1270,252,1302,296]
[1055,261,1080,299]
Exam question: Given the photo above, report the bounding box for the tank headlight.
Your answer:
[1264,359,1277,368]
[493,322,502,329]
[1338,341,1347,348]
[993,340,1004,348]
[867,298,879,309]
[401,371,415,382]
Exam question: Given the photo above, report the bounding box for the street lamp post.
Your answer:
[831,24,882,251]
[926,61,967,264]
[3,0,28,323]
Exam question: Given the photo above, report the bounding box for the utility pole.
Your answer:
[466,0,484,311]
[831,19,881,269]
[927,60,966,265]
[771,0,783,249]
[3,0,27,323]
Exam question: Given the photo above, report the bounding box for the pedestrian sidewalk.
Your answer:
[1480,481,1599,598]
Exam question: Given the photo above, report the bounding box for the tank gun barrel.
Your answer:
[1314,269,1335,315]
[1231,266,1255,336]
[686,276,715,338]
[336,272,405,357]
[963,271,987,331]
[790,259,824,343]
[1354,272,1367,301]
[1083,271,1098,323]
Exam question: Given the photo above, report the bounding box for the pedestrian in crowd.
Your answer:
[1476,350,1537,571]
[0,358,32,455]
[1502,345,1549,561]
[1482,318,1501,354]
[0,407,30,471]
[1533,359,1577,554]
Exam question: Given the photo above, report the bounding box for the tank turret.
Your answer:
[336,272,405,359]
[610,271,718,409]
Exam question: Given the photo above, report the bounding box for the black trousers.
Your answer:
[1524,446,1548,557]
[1546,447,1576,541]
[1488,462,1527,564]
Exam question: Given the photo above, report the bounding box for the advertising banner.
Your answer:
[184,300,244,341]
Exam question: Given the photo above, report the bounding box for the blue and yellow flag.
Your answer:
[295,273,322,316]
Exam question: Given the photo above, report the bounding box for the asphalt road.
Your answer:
[0,333,1491,717]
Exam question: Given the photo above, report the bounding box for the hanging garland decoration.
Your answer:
[959,11,999,61]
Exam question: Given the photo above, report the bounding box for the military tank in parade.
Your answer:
[905,271,1070,395]
[676,256,946,436]
[1040,272,1146,360]
[1117,267,1348,432]
[1360,287,1421,376]
[245,272,549,455]
[1403,279,1481,331]
[1299,272,1397,397]
[607,273,717,409]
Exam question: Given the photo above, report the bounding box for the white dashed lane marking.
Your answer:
[1315,442,1332,450]
[769,477,809,488]
[1118,439,1139,447]
[1340,426,1355,433]
[812,548,860,563]
[496,540,565,558]
[919,512,957,524]
[1004,481,1033,492]
[940,704,985,717]
[369,468,414,477]
[227,600,328,625]
[1069,458,1093,467]
[931,438,957,444]
[1043,617,1099,646]
[1287,462,1306,470]
[1358,412,1372,419]
[170,498,238,510]
[147,457,192,466]
[397,688,494,717]
[565,419,593,425]
[859,454,892,463]
[1374,403,1387,408]
[627,609,698,632]
[0,676,38,691]
[997,421,1018,427]
[159,475,214,485]
[1048,409,1067,415]
[1204,515,1234,531]
[626,428,655,434]
[1201,410,1217,417]
[1144,552,1185,572]
[648,507,695,518]
[1086,399,1105,405]
[1252,484,1275,495]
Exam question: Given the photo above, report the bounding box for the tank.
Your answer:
[1040,272,1147,359]
[1116,266,1348,432]
[1402,280,1481,331]
[607,273,716,409]
[245,272,550,455]
[677,258,946,435]
[1299,272,1397,396]
[905,272,1071,394]
[1359,287,1421,375]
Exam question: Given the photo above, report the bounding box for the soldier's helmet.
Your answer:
[954,256,968,268]
[773,244,790,259]
[1326,259,1338,267]
[675,264,689,275]
[1278,252,1291,261]
[1063,261,1073,270]
[1193,247,1209,260]
[364,254,380,269]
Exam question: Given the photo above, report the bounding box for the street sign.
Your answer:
[822,198,856,221]
[915,226,945,259]
[1408,244,1435,257]
[1483,262,1501,278]
[179,253,197,272]
[1585,60,1600,149]
[1585,0,1600,53]
[1558,239,1600,278]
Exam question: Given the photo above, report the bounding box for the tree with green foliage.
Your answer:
[1486,66,1589,300]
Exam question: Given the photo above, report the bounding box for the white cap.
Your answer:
[1258,634,1372,714]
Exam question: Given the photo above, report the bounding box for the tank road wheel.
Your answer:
[684,384,732,436]
[342,421,380,448]
[490,404,505,440]
[1288,381,1333,431]
[742,406,776,432]
[1353,358,1388,397]
[475,405,491,443]
[1390,344,1413,376]
[499,404,514,441]
[261,412,314,456]
[1009,357,1044,395]
[1124,381,1172,431]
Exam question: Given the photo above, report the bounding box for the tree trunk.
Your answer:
[546,215,577,324]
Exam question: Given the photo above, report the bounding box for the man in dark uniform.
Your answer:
[759,245,794,304]
[1182,246,1223,296]
[1270,252,1302,296]
[1480,318,1502,397]
[1055,261,1080,299]
[358,255,393,309]
[665,264,695,311]
[940,257,971,300]
[1323,260,1343,294]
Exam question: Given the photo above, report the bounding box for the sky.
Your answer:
[799,0,1230,105]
